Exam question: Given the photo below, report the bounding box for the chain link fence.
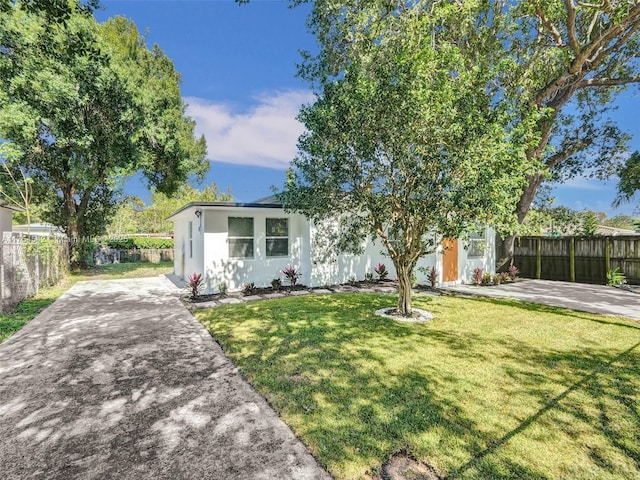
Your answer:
[1,233,70,313]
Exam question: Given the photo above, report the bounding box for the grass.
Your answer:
[196,293,640,480]
[0,261,173,344]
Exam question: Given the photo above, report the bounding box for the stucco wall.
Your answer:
[172,205,496,292]
[172,212,204,282]
[0,208,13,238]
[201,208,308,293]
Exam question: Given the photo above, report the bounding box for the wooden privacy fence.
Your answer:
[514,236,640,285]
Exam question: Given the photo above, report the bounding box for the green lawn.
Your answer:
[196,293,640,480]
[0,261,173,343]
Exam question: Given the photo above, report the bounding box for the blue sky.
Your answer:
[97,1,638,217]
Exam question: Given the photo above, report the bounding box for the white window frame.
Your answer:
[228,217,254,259]
[266,218,289,257]
[467,231,486,258]
[188,221,193,258]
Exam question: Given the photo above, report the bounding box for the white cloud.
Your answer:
[185,90,315,170]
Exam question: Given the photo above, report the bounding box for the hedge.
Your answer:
[103,237,174,250]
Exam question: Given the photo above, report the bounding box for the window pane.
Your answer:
[468,239,485,258]
[229,238,254,258]
[266,238,288,257]
[266,218,288,237]
[229,217,253,237]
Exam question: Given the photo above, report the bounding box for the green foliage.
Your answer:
[282,3,537,315]
[270,278,282,291]
[606,267,626,287]
[0,4,207,249]
[197,293,640,479]
[218,282,228,296]
[581,211,599,236]
[103,237,173,250]
[108,183,231,235]
[603,214,638,231]
[615,151,640,208]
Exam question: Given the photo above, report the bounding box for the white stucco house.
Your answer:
[169,197,495,294]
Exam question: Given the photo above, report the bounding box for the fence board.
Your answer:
[1,234,69,312]
[514,235,640,285]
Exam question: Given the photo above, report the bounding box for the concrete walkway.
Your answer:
[441,279,640,320]
[0,278,331,480]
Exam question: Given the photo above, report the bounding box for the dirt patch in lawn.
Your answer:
[376,451,442,480]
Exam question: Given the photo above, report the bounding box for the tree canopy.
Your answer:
[281,3,538,315]
[287,0,640,266]
[615,151,640,207]
[108,183,232,236]
[0,1,207,261]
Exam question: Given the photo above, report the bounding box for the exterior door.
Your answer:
[442,239,458,282]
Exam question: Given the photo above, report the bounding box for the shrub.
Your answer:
[374,263,388,281]
[508,265,519,281]
[218,282,228,296]
[104,237,174,250]
[482,272,493,286]
[271,278,282,290]
[493,273,503,285]
[365,272,374,283]
[242,282,256,295]
[427,266,439,288]
[606,268,626,286]
[501,272,510,283]
[282,266,300,287]
[188,272,203,299]
[472,267,483,286]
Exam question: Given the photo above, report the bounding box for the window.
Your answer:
[266,218,289,257]
[188,221,193,258]
[467,232,486,258]
[228,217,254,258]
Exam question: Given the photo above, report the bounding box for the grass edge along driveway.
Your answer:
[196,293,640,480]
[0,261,173,344]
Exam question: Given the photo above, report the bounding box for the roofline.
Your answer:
[167,201,284,220]
[0,201,25,212]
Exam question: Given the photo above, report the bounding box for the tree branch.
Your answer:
[577,76,640,88]
[564,0,581,52]
[534,2,564,46]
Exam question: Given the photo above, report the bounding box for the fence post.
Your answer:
[604,237,611,284]
[536,237,542,279]
[570,237,575,282]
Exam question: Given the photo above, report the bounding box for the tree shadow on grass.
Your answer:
[203,293,640,479]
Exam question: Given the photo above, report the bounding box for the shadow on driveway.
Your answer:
[0,277,331,480]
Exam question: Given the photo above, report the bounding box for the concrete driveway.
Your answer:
[0,277,331,480]
[442,279,640,320]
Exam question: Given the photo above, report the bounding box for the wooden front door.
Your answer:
[442,239,458,282]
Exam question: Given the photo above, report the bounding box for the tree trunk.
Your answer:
[61,185,86,267]
[394,260,413,316]
[497,170,546,271]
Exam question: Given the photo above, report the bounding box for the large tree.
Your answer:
[495,0,640,264]
[289,0,640,267]
[281,3,537,316]
[0,1,207,260]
